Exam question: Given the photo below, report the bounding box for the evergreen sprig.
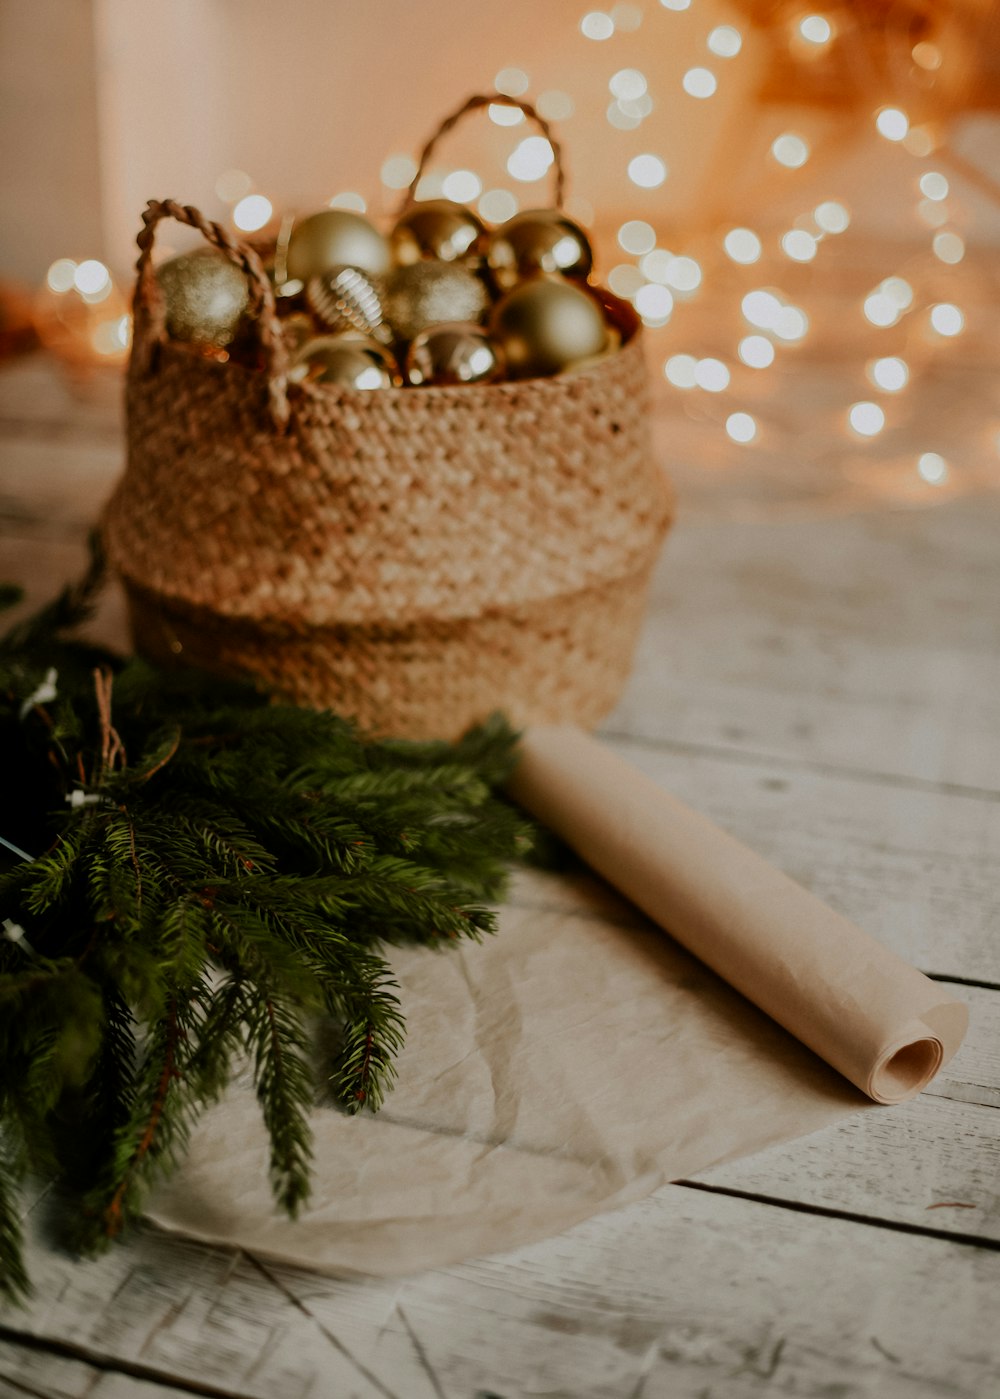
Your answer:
[0,551,532,1302]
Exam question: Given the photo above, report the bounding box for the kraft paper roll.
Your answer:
[508,726,968,1104]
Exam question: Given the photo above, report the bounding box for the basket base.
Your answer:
[125,567,658,740]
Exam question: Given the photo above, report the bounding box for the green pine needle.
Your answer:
[0,553,533,1301]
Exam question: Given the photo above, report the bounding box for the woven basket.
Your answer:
[103,96,673,740]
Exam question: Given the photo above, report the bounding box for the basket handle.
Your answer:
[399,93,566,213]
[132,198,290,431]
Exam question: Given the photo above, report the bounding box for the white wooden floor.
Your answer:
[0,353,998,1399]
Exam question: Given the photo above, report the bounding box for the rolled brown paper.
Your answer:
[507,726,968,1104]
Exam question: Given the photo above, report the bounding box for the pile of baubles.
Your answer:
[155,199,624,390]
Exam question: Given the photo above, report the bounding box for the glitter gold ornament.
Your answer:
[487,209,594,292]
[306,266,390,343]
[156,248,250,347]
[405,322,504,386]
[286,210,391,283]
[391,200,488,266]
[489,278,609,379]
[383,262,490,344]
[289,333,402,390]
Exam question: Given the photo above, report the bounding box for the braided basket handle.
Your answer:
[132,199,290,430]
[400,93,566,213]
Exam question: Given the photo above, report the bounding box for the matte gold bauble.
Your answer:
[306,266,390,343]
[289,333,402,390]
[383,262,490,343]
[487,209,593,292]
[405,322,505,387]
[489,278,609,379]
[156,248,250,347]
[286,210,391,282]
[391,200,487,266]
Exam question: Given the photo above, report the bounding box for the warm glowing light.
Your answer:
[912,41,941,70]
[74,260,111,296]
[742,289,782,330]
[664,354,698,387]
[414,173,446,200]
[618,220,656,254]
[621,93,653,117]
[663,256,701,292]
[489,102,525,126]
[381,154,418,189]
[708,25,742,57]
[903,126,935,157]
[610,68,647,100]
[739,335,775,368]
[694,358,730,392]
[933,231,965,264]
[849,401,885,436]
[328,192,367,212]
[581,11,615,38]
[659,0,691,9]
[919,172,948,201]
[46,258,77,293]
[215,169,252,203]
[917,199,949,228]
[442,169,482,202]
[864,294,899,327]
[930,303,964,336]
[781,229,818,262]
[495,67,530,95]
[479,189,519,222]
[918,451,948,483]
[639,249,674,283]
[612,2,643,28]
[507,136,555,182]
[723,228,761,264]
[814,201,850,233]
[683,67,718,98]
[634,283,674,324]
[799,14,832,44]
[537,90,575,121]
[772,306,808,342]
[92,315,131,355]
[233,195,273,232]
[609,263,645,298]
[883,277,913,308]
[875,107,909,141]
[607,102,641,131]
[771,134,809,168]
[868,356,909,392]
[726,412,757,443]
[628,154,668,188]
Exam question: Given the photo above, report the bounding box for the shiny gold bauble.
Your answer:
[487,209,594,292]
[405,322,505,387]
[383,262,490,344]
[391,200,487,266]
[286,209,391,283]
[156,248,250,347]
[306,266,390,342]
[289,333,402,390]
[489,278,609,379]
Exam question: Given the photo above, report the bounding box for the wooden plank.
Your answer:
[0,1338,202,1398]
[610,493,1000,793]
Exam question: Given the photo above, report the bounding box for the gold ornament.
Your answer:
[286,209,390,282]
[383,262,490,343]
[289,333,402,390]
[405,322,505,387]
[306,266,390,343]
[156,248,250,347]
[489,278,609,379]
[391,199,487,266]
[279,312,316,355]
[487,209,594,292]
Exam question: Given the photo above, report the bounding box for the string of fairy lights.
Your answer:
[36,0,997,490]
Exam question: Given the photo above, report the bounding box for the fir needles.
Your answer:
[0,556,531,1302]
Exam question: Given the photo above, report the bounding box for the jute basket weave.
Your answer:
[103,97,673,739]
